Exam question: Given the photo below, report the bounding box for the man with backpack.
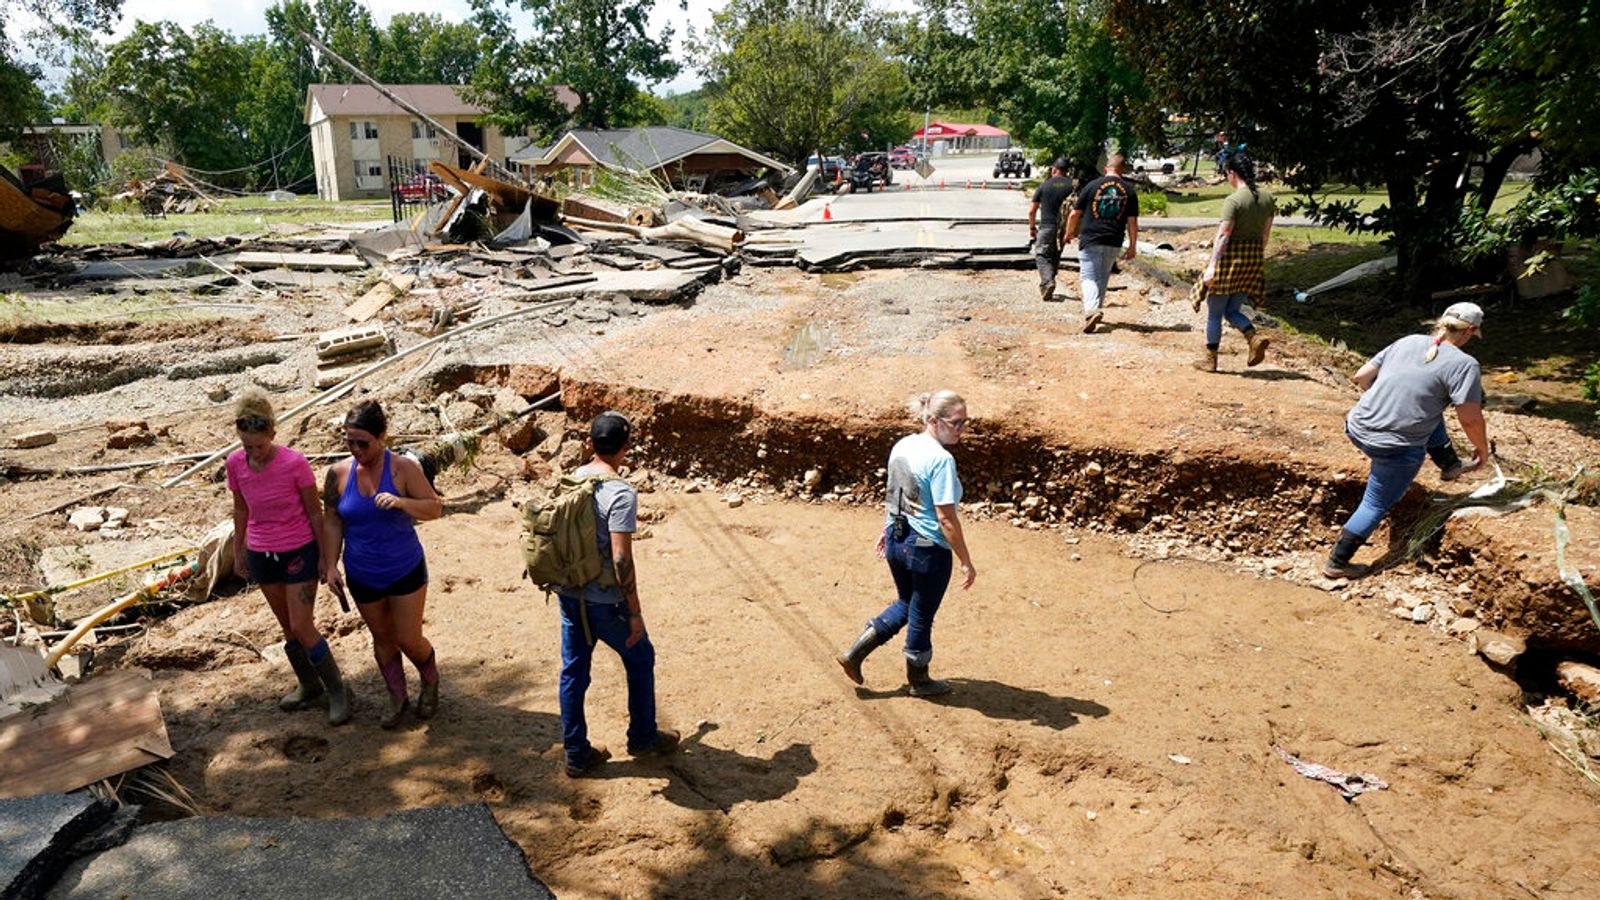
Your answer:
[532,411,677,777]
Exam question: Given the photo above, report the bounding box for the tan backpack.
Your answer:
[520,473,623,593]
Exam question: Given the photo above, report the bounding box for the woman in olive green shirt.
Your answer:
[1191,150,1275,372]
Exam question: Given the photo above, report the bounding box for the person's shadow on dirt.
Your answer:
[602,722,818,812]
[854,678,1109,731]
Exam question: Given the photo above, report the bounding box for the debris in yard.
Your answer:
[112,162,220,217]
[234,251,367,272]
[0,792,127,899]
[0,164,75,258]
[7,430,56,450]
[0,669,174,798]
[344,273,418,322]
[1272,744,1388,800]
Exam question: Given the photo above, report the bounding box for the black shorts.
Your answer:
[347,558,429,605]
[246,540,319,585]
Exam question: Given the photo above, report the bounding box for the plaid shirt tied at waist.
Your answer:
[1190,238,1266,311]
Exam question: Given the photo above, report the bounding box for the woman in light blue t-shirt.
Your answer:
[836,390,977,697]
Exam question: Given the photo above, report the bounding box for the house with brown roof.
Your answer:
[303,83,537,201]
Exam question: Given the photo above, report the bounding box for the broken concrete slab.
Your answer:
[73,259,211,280]
[233,252,366,272]
[8,431,56,450]
[1,793,118,900]
[514,266,717,303]
[52,803,555,900]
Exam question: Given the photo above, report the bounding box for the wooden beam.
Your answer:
[0,669,173,798]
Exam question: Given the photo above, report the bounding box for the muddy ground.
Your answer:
[4,248,1600,898]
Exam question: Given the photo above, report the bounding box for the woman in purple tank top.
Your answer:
[323,401,443,728]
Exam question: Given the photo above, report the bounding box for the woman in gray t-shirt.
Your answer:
[1324,303,1491,579]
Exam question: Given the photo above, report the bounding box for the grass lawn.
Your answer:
[61,197,392,245]
[1161,180,1533,220]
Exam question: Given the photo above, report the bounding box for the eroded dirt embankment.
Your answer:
[429,368,1594,662]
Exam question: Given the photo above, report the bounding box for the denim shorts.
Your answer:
[245,540,319,585]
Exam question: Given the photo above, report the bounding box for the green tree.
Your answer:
[1,0,122,139]
[694,0,911,165]
[98,21,253,176]
[970,0,1154,178]
[1106,0,1598,299]
[660,87,711,131]
[469,0,679,137]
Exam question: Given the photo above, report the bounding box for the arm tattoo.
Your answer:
[614,554,638,600]
[322,468,341,514]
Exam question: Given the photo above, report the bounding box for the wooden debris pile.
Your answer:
[112,163,220,217]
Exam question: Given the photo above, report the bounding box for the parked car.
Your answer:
[396,172,448,202]
[993,149,1031,179]
[889,146,923,170]
[805,155,846,183]
[848,152,893,192]
[1132,155,1182,176]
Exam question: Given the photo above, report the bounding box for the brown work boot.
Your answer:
[1083,311,1103,333]
[1244,328,1270,367]
[565,744,611,778]
[1193,348,1218,372]
[628,729,681,758]
[1040,282,1058,303]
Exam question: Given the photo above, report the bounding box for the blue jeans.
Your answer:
[870,529,954,665]
[559,597,656,765]
[1205,293,1254,346]
[1078,244,1122,314]
[1342,421,1452,539]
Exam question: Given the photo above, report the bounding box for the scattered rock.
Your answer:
[506,363,560,400]
[68,507,106,531]
[1473,629,1525,667]
[1410,603,1435,624]
[8,430,56,449]
[206,383,232,403]
[1447,617,1481,636]
[1083,461,1104,477]
[724,495,744,508]
[802,469,824,494]
[105,422,155,450]
[103,508,130,528]
[1556,661,1600,705]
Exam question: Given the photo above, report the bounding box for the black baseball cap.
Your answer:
[591,411,632,454]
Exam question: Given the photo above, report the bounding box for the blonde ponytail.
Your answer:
[909,389,965,424]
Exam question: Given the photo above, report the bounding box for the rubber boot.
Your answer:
[836,623,887,685]
[906,659,952,698]
[378,655,409,730]
[414,649,440,721]
[279,640,326,712]
[1193,347,1218,373]
[1321,529,1370,580]
[1428,442,1465,481]
[310,650,353,727]
[1244,328,1270,367]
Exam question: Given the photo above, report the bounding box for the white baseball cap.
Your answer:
[1441,302,1484,331]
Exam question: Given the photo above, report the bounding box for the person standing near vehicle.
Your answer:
[836,390,977,697]
[227,391,352,727]
[1029,158,1075,303]
[323,401,443,728]
[557,412,678,777]
[1323,304,1490,579]
[1063,155,1139,333]
[1190,149,1274,372]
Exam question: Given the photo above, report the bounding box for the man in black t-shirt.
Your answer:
[1028,157,1074,302]
[1063,155,1139,333]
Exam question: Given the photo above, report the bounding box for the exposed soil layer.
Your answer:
[4,253,1599,898]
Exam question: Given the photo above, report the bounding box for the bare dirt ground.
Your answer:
[5,251,1600,897]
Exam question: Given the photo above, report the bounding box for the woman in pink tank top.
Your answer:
[226,391,351,726]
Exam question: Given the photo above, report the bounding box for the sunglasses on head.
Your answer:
[235,416,271,432]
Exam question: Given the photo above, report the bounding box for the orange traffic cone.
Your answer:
[822,203,832,221]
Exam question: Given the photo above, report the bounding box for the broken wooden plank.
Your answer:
[0,669,173,799]
[344,273,417,322]
[233,252,366,272]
